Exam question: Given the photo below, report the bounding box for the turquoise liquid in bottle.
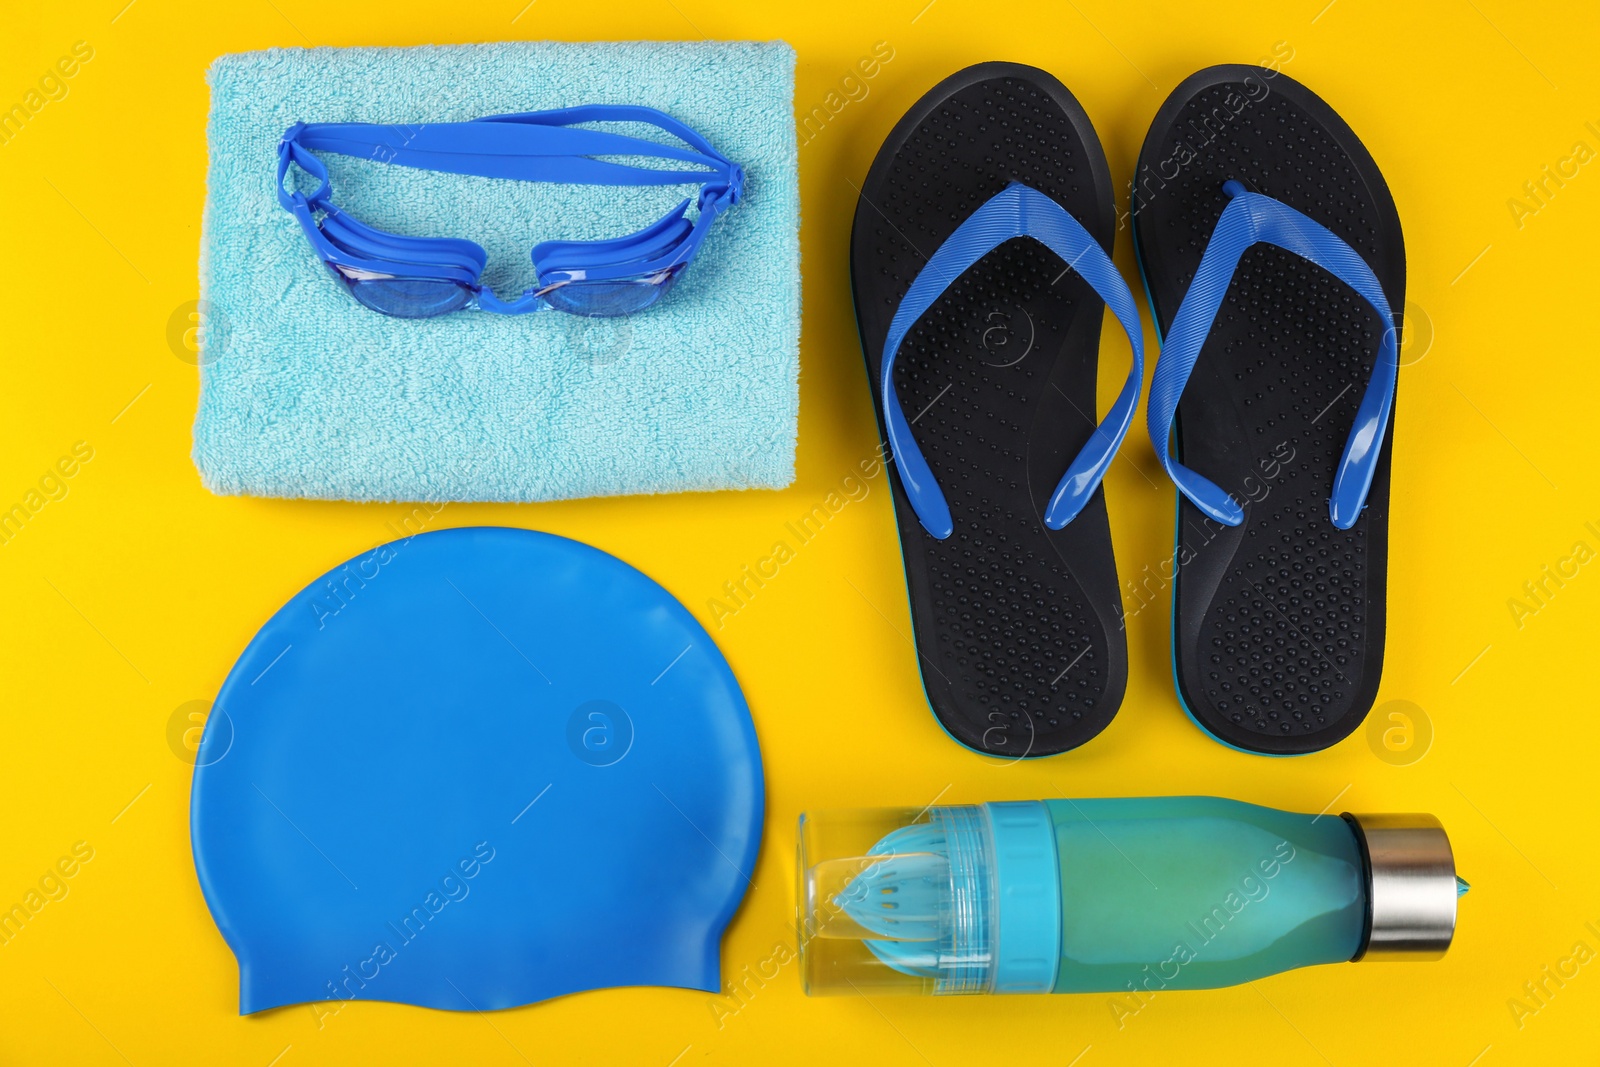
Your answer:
[797,796,1459,996]
[1044,797,1363,993]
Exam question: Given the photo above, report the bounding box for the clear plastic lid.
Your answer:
[796,805,996,996]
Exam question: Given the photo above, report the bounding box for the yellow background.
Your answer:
[3,0,1597,1063]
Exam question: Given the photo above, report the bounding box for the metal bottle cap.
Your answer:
[1343,813,1458,961]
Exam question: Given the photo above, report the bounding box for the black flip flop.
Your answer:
[1133,65,1404,755]
[851,63,1145,757]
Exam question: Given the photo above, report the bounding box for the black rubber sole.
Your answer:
[851,63,1127,758]
[1132,65,1404,755]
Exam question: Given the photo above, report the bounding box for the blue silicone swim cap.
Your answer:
[190,527,763,1013]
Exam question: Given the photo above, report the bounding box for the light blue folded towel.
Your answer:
[196,41,798,503]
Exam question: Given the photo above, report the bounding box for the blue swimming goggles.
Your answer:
[277,105,743,318]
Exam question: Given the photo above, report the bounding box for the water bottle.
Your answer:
[797,796,1463,996]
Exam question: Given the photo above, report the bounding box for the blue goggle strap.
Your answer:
[277,106,741,290]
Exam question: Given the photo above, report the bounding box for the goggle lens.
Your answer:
[339,274,475,319]
[326,265,684,320]
[537,269,681,318]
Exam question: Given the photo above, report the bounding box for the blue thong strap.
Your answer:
[881,182,1145,539]
[1145,181,1398,531]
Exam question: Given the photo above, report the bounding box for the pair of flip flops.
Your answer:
[852,63,1402,758]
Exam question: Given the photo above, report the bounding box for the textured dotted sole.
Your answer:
[851,63,1128,758]
[1133,65,1404,755]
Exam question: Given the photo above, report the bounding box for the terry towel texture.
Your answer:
[196,41,799,503]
